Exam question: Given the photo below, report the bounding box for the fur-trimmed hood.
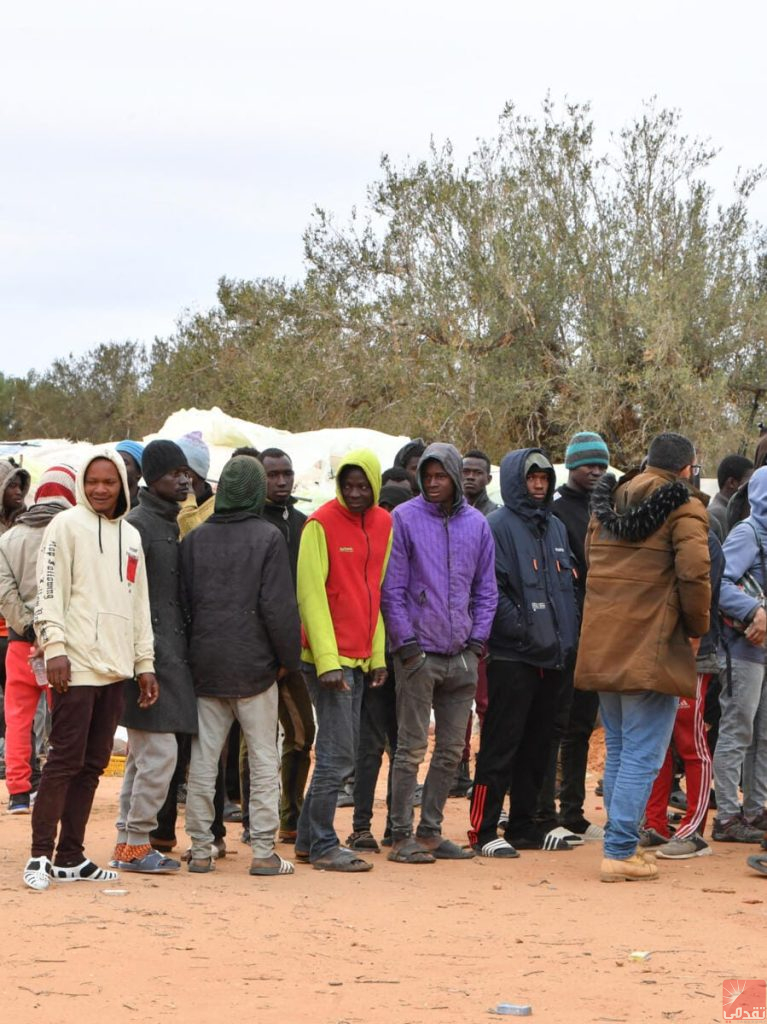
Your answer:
[591,469,694,542]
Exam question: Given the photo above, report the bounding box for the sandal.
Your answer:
[50,859,119,882]
[313,847,373,872]
[747,854,767,876]
[474,838,519,859]
[118,850,181,874]
[387,838,436,864]
[188,856,215,873]
[23,856,52,891]
[346,830,381,853]
[428,838,475,860]
[249,853,295,876]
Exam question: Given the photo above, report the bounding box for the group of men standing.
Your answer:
[3,421,766,888]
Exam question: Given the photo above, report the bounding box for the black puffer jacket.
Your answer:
[123,488,197,734]
[180,512,301,699]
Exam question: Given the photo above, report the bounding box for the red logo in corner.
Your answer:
[723,979,766,1020]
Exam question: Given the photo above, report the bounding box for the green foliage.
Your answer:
[2,99,766,467]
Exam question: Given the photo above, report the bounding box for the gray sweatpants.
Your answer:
[713,658,767,819]
[186,688,280,859]
[389,651,478,842]
[116,730,178,846]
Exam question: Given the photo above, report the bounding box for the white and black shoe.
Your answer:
[473,838,520,858]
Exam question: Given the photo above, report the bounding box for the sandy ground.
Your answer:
[2,731,766,1024]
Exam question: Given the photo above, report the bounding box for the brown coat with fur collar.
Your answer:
[575,467,711,697]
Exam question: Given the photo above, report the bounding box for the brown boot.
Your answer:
[600,853,658,882]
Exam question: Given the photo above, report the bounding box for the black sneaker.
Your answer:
[711,815,765,844]
[8,792,31,814]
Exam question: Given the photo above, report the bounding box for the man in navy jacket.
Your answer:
[468,448,579,857]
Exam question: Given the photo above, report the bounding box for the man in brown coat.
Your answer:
[575,432,711,882]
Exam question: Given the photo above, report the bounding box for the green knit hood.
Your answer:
[214,455,266,516]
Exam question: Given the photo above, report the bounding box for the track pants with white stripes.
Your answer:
[643,673,712,840]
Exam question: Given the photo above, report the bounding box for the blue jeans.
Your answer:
[599,691,678,859]
[296,664,364,860]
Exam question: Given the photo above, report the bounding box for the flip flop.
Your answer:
[387,838,436,864]
[249,853,295,876]
[747,854,767,875]
[346,830,381,852]
[429,838,475,860]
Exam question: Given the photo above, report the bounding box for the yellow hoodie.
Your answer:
[34,449,155,686]
[297,449,392,676]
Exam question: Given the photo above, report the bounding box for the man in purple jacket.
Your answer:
[381,443,498,864]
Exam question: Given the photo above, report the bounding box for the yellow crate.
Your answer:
[103,754,126,777]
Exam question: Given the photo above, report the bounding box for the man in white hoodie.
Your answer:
[24,451,157,891]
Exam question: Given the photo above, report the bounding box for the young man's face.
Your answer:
[526,470,550,503]
[422,459,455,506]
[3,473,25,514]
[151,467,191,504]
[118,452,141,496]
[569,463,606,494]
[462,457,490,498]
[262,454,295,506]
[84,458,123,519]
[340,467,374,514]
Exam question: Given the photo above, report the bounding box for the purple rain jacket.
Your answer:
[381,442,498,658]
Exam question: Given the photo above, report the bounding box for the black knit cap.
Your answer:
[142,440,188,485]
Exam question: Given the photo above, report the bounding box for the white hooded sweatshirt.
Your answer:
[34,449,155,686]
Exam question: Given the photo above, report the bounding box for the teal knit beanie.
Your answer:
[565,432,610,470]
[214,456,266,515]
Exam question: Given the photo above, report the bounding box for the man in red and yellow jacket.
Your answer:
[295,449,392,872]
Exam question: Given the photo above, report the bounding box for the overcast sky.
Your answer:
[2,1,765,377]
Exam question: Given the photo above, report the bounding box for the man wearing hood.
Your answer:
[382,442,497,864]
[537,431,610,842]
[181,455,301,877]
[712,464,767,844]
[110,441,197,874]
[295,450,392,872]
[468,449,579,858]
[393,438,427,496]
[575,432,710,881]
[0,459,32,778]
[0,465,76,813]
[25,450,157,891]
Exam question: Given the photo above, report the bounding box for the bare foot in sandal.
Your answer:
[387,837,436,864]
[312,847,373,872]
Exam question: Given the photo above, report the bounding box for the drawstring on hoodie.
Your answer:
[97,515,123,581]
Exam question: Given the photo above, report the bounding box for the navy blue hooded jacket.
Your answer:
[487,448,579,669]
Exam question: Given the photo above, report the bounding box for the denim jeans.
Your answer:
[296,665,364,860]
[390,651,477,843]
[713,658,767,819]
[599,690,678,859]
